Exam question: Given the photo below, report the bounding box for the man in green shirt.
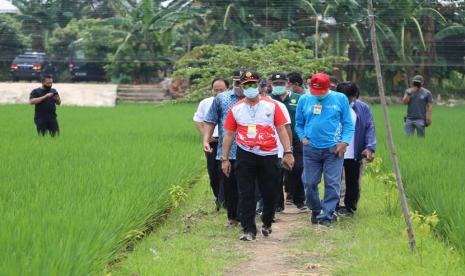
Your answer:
[270,72,306,210]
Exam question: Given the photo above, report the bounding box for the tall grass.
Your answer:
[0,103,202,275]
[372,104,465,253]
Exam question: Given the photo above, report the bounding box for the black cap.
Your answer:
[270,71,288,82]
[240,70,260,84]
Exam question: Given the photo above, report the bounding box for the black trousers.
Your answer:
[206,141,223,205]
[284,149,305,205]
[220,160,239,221]
[35,117,59,137]
[343,159,362,212]
[235,147,280,235]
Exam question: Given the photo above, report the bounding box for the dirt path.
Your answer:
[224,205,331,276]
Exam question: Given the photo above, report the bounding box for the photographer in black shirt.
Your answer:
[29,75,61,136]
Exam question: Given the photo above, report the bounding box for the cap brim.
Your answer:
[310,87,329,95]
[241,80,259,84]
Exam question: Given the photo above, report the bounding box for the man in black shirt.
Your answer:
[29,75,61,136]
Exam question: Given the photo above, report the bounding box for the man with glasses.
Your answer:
[194,78,229,210]
[204,70,244,227]
[221,70,294,241]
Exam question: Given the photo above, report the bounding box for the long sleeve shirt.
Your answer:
[295,91,354,149]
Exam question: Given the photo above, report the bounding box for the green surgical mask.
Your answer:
[271,86,287,95]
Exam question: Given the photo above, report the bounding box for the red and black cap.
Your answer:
[240,70,260,84]
[309,73,331,96]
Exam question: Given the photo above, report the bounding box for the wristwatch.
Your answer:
[221,156,229,161]
[283,151,293,155]
[406,92,412,96]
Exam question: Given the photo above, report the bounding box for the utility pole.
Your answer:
[367,0,417,253]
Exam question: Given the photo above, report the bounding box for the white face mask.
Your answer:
[244,87,259,99]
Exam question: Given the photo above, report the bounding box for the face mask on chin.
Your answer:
[315,91,331,100]
[271,86,287,95]
[244,87,259,99]
[234,86,244,97]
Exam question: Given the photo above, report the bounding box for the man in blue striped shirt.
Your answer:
[295,73,354,227]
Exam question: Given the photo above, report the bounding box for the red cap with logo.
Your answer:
[309,73,330,96]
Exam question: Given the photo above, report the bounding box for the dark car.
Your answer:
[68,40,106,82]
[10,52,57,81]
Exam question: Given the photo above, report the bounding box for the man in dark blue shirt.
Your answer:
[29,75,61,136]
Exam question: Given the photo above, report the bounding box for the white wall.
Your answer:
[0,83,117,107]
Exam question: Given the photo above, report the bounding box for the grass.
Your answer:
[0,103,203,275]
[112,165,465,275]
[111,175,247,275]
[371,105,465,253]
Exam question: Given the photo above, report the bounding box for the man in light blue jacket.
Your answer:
[295,73,354,227]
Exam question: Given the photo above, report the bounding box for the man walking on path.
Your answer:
[194,78,229,210]
[29,74,61,137]
[270,72,306,210]
[295,73,354,227]
[204,71,244,227]
[335,81,376,216]
[222,70,294,241]
[402,75,433,137]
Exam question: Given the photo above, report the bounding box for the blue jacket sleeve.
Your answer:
[204,95,220,124]
[364,105,377,152]
[340,96,355,144]
[295,95,306,141]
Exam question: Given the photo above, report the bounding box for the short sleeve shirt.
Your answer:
[204,90,242,160]
[193,97,218,137]
[30,87,59,119]
[405,88,432,120]
[224,97,288,156]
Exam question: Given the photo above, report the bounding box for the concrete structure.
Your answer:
[0,83,118,107]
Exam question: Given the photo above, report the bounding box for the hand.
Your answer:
[302,138,309,145]
[203,141,213,154]
[46,92,54,98]
[221,160,231,177]
[282,154,295,170]
[408,87,418,94]
[334,142,348,158]
[361,149,375,162]
[426,118,432,127]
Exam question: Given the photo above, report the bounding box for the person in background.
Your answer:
[193,78,229,210]
[222,70,294,241]
[287,72,305,95]
[29,74,61,137]
[204,70,244,228]
[335,81,376,216]
[295,73,354,227]
[402,75,433,137]
[270,72,306,210]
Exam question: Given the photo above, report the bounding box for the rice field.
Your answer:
[372,104,465,253]
[0,103,202,275]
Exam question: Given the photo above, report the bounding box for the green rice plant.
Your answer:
[0,103,203,275]
[372,104,465,253]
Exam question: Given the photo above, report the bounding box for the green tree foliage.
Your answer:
[0,14,30,79]
[173,39,346,101]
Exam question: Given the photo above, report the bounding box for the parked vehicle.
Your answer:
[10,52,57,81]
[67,39,107,82]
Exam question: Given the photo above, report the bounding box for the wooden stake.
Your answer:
[367,0,417,253]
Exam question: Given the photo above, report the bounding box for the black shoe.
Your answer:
[240,232,256,241]
[226,219,239,228]
[310,211,320,224]
[337,207,354,217]
[317,219,334,228]
[256,207,263,216]
[261,225,272,237]
[295,203,308,210]
[275,207,284,213]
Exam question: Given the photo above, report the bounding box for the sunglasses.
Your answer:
[242,83,258,89]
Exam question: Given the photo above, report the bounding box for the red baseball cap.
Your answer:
[309,73,330,96]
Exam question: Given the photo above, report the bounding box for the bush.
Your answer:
[173,39,347,101]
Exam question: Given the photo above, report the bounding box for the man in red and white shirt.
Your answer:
[222,70,294,241]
